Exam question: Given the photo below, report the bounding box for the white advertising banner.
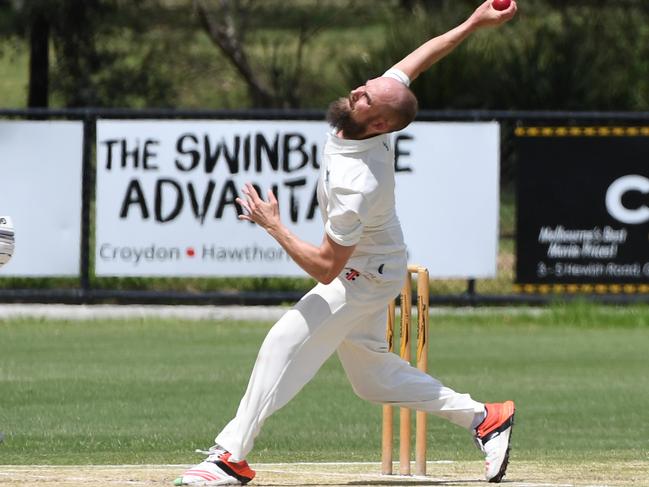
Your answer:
[95,120,498,278]
[0,121,83,276]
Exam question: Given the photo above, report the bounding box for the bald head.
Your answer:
[327,76,419,139]
[376,77,419,132]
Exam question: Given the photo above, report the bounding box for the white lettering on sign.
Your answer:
[606,175,649,224]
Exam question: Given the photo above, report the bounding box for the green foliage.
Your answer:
[343,0,649,110]
[47,0,179,108]
[0,0,180,108]
[2,0,648,109]
[1,308,648,464]
[0,39,27,107]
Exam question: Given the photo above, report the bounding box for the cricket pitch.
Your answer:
[1,461,648,486]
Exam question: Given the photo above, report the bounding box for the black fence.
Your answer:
[2,107,649,306]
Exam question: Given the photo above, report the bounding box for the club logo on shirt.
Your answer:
[345,269,360,281]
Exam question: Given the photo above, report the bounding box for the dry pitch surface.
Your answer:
[1,461,648,487]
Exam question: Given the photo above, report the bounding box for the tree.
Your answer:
[49,0,180,108]
[1,0,180,108]
[193,0,370,109]
[193,0,274,107]
[0,0,50,107]
[27,5,48,107]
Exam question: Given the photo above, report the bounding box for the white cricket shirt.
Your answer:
[317,68,411,280]
[317,132,407,281]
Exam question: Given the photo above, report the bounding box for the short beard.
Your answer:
[326,97,367,139]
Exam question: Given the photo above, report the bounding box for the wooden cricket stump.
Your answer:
[381,265,430,476]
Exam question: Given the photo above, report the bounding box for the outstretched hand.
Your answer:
[470,0,517,29]
[236,183,281,232]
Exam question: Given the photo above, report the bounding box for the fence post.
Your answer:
[467,279,476,295]
[80,112,95,300]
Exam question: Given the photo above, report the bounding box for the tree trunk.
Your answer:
[194,0,276,107]
[28,11,49,108]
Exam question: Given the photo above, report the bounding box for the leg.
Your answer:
[216,276,385,460]
[337,306,484,429]
[337,306,515,483]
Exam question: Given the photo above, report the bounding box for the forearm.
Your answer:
[392,18,478,82]
[391,1,517,82]
[267,224,348,284]
[236,182,354,284]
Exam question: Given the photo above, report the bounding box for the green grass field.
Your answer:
[1,304,648,467]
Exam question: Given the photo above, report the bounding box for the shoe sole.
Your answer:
[175,478,240,486]
[488,411,515,483]
[175,477,241,486]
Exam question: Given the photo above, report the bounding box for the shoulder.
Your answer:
[328,155,378,196]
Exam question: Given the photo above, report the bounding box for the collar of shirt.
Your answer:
[324,131,390,155]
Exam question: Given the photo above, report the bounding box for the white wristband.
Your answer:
[382,68,411,87]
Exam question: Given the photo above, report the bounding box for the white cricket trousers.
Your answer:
[216,271,484,461]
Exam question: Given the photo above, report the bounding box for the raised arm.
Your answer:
[391,0,517,83]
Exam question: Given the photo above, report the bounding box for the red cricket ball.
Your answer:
[492,0,511,11]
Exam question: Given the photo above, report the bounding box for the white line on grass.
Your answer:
[0,461,454,469]
[252,467,590,487]
[255,461,457,466]
[254,467,474,482]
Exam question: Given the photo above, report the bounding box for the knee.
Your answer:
[256,315,305,363]
[351,384,377,402]
[347,371,390,402]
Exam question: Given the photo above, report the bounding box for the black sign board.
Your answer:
[515,127,649,293]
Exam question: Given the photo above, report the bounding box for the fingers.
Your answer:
[239,183,278,206]
[236,184,279,223]
[500,1,517,18]
[473,0,516,28]
[267,188,278,205]
[499,1,517,18]
[235,197,252,220]
[509,1,518,17]
[238,183,260,219]
[242,182,262,204]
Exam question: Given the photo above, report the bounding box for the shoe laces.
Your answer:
[195,444,226,457]
[473,434,486,452]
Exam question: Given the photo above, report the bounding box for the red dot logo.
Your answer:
[186,247,196,257]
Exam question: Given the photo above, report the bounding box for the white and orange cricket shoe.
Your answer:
[174,446,256,486]
[474,400,515,483]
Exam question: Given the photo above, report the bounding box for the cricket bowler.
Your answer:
[175,1,518,484]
